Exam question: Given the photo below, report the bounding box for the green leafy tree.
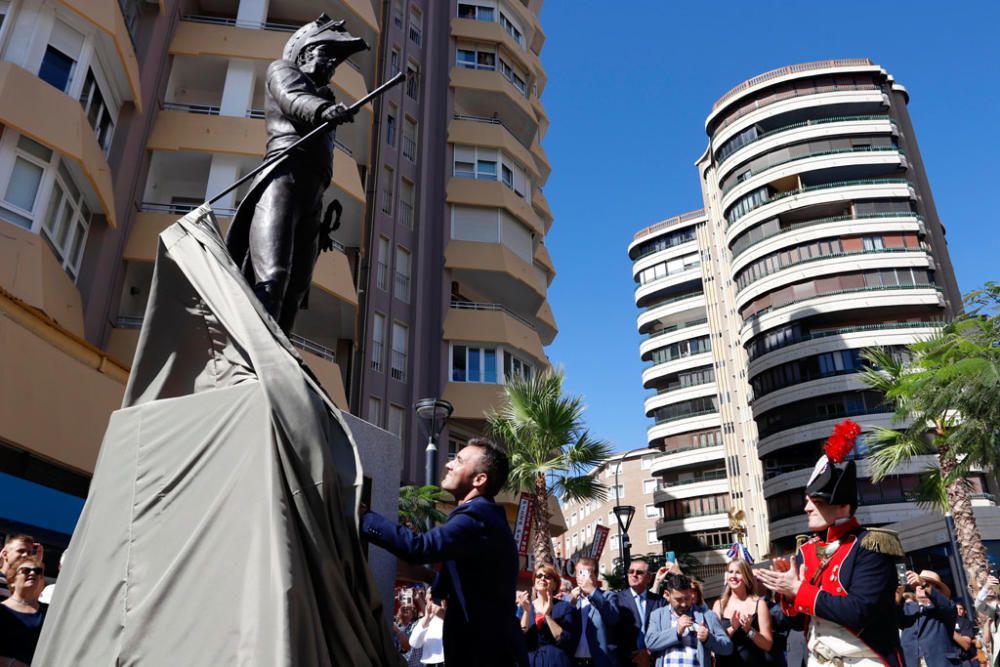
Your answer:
[861,282,1000,595]
[488,369,613,565]
[398,485,448,532]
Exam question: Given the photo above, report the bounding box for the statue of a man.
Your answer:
[226,15,368,332]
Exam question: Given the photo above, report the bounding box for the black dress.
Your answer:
[0,603,47,664]
[717,607,772,666]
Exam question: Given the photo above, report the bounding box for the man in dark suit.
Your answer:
[612,557,664,666]
[361,438,528,666]
[899,569,962,666]
[570,556,620,667]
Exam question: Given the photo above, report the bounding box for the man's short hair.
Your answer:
[3,534,34,548]
[664,573,692,592]
[466,437,509,497]
[576,556,597,572]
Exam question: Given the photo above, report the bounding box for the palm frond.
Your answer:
[866,427,934,481]
[914,467,949,512]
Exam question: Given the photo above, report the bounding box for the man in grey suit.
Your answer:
[570,557,620,667]
[646,574,732,667]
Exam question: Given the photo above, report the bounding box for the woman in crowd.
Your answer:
[712,558,773,666]
[0,555,48,666]
[517,563,577,666]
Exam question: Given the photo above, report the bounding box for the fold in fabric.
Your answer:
[35,206,402,666]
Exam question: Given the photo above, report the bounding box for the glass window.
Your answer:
[39,46,75,92]
[5,158,44,213]
[645,503,658,518]
[391,322,408,381]
[79,69,115,154]
[371,313,385,372]
[368,396,382,426]
[452,345,467,382]
[643,479,657,494]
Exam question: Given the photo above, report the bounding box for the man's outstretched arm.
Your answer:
[361,508,486,564]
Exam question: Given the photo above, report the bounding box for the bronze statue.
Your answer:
[225,15,368,332]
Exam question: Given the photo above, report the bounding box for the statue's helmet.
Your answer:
[282,14,369,66]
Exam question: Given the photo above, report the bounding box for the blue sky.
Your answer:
[538,1,1000,454]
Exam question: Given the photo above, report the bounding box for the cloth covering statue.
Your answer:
[226,14,367,332]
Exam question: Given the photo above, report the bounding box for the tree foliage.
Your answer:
[487,369,613,565]
[861,282,1000,591]
[398,485,449,531]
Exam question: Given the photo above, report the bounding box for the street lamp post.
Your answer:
[414,398,453,488]
[613,452,641,573]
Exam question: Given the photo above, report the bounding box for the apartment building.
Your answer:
[560,450,666,578]
[0,0,556,553]
[634,59,996,566]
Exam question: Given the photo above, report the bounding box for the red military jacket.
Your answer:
[780,517,905,667]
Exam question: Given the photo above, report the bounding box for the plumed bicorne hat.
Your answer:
[282,14,369,65]
[805,419,861,508]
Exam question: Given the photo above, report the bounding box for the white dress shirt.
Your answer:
[409,614,445,664]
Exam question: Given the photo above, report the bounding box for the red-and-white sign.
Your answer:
[513,493,534,556]
[590,524,610,560]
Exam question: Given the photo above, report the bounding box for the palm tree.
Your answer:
[861,282,1000,595]
[487,369,613,566]
[398,485,449,532]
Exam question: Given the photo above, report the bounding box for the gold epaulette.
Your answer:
[795,534,812,554]
[860,527,904,558]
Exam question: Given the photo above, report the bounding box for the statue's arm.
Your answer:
[267,60,335,126]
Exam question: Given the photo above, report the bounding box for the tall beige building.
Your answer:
[634,59,996,573]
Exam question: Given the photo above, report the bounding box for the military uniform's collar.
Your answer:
[825,516,860,543]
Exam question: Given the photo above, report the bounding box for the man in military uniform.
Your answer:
[226,14,367,332]
[759,419,905,667]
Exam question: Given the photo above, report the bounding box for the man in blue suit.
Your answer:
[612,557,664,666]
[570,556,620,666]
[361,438,528,666]
[899,569,962,666]
[645,574,732,667]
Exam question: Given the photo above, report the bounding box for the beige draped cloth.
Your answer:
[34,206,401,666]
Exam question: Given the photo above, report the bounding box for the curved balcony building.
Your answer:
[697,59,964,553]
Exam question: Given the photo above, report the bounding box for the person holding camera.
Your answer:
[898,569,961,666]
[569,557,619,667]
[975,574,1000,666]
[612,557,664,667]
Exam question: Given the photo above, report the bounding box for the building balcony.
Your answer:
[748,322,942,378]
[730,212,923,268]
[532,189,553,232]
[530,137,551,182]
[632,239,699,278]
[647,411,721,444]
[721,146,906,211]
[762,455,938,499]
[444,302,547,368]
[711,82,885,148]
[448,116,540,181]
[0,62,116,226]
[725,179,914,244]
[533,301,557,345]
[738,284,944,347]
[753,374,869,420]
[653,475,729,503]
[734,249,931,310]
[639,321,709,360]
[451,17,535,79]
[446,177,543,237]
[441,381,508,424]
[533,243,555,282]
[650,444,725,476]
[451,67,538,148]
[656,511,729,538]
[445,240,546,317]
[0,283,126,475]
[634,267,702,308]
[717,114,896,176]
[637,293,706,334]
[756,410,896,458]
[642,352,713,390]
[645,383,717,417]
[629,210,705,255]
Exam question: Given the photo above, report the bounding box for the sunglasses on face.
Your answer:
[535,572,556,580]
[17,566,43,576]
[628,569,648,575]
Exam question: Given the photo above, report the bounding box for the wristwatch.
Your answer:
[747,629,757,640]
